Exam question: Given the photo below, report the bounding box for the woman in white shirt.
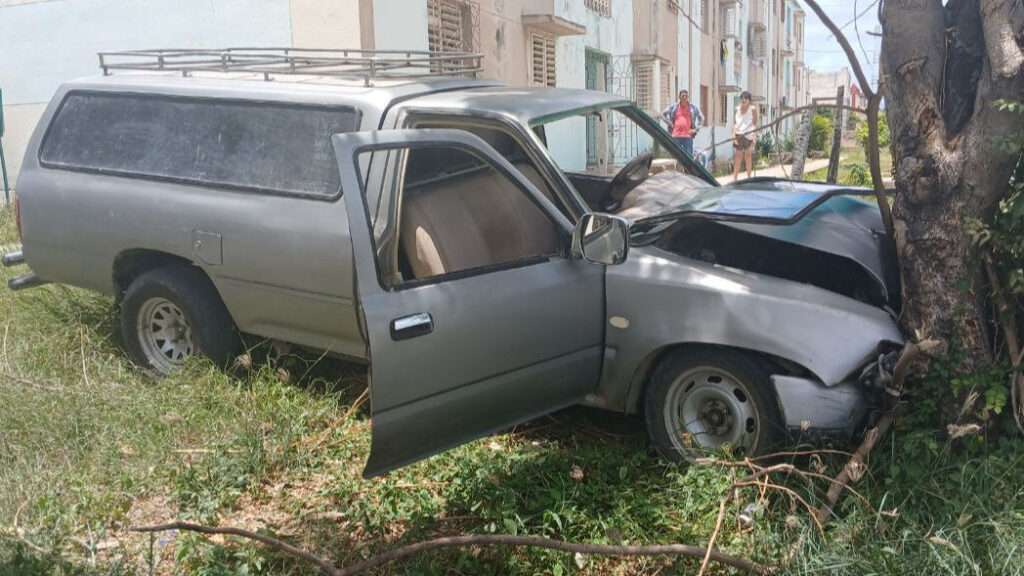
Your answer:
[731,91,758,181]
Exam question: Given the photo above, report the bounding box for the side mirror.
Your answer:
[572,213,629,265]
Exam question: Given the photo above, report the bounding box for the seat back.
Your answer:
[401,168,559,279]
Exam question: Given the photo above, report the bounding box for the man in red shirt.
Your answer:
[660,89,704,157]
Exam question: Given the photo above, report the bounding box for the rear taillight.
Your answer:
[13,194,21,240]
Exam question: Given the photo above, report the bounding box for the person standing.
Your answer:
[731,91,758,181]
[661,89,704,157]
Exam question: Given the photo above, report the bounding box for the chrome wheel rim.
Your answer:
[664,366,760,457]
[137,297,193,373]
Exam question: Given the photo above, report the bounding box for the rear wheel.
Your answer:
[644,348,784,461]
[120,265,240,374]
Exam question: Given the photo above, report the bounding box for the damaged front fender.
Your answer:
[595,247,905,413]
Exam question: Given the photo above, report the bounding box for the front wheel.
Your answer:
[120,265,240,374]
[644,348,784,461]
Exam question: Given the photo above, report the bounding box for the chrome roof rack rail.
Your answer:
[97,48,484,86]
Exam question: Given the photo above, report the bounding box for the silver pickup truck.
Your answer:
[6,49,903,477]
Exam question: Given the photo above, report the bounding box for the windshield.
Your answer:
[629,180,871,238]
[662,186,826,219]
[532,105,712,183]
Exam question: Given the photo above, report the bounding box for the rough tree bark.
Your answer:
[881,0,1024,365]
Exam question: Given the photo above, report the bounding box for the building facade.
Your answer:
[0,0,807,185]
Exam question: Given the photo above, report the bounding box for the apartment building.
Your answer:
[0,0,805,184]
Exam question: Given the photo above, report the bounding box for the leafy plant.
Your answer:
[856,112,891,158]
[808,112,834,152]
[842,161,871,187]
[756,131,776,163]
[779,131,796,153]
[993,100,1024,154]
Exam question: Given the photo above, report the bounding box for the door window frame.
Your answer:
[344,134,574,293]
[396,109,591,220]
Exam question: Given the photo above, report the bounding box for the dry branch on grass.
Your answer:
[814,340,938,524]
[131,522,770,576]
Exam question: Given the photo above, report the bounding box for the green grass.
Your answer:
[0,205,1021,575]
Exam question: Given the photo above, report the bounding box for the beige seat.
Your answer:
[400,168,559,279]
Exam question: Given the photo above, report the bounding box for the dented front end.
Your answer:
[594,243,904,437]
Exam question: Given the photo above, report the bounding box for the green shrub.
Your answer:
[756,132,776,162]
[808,112,834,152]
[856,112,891,158]
[842,161,871,187]
[779,131,796,153]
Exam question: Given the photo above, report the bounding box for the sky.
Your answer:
[800,0,883,90]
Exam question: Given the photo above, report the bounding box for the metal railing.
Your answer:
[97,48,484,86]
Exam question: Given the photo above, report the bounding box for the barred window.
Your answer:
[660,60,673,112]
[585,0,611,18]
[635,62,655,112]
[530,33,557,87]
[700,0,709,32]
[753,29,768,59]
[428,0,478,56]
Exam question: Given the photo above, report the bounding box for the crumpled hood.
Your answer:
[628,177,899,306]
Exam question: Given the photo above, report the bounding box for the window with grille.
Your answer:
[660,60,673,112]
[428,0,478,63]
[635,62,655,112]
[720,93,729,125]
[753,29,768,59]
[585,0,611,17]
[530,33,557,87]
[700,0,709,32]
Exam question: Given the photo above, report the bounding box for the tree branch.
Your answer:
[132,523,340,576]
[982,250,1024,434]
[708,103,865,150]
[796,1,895,237]
[979,0,1024,78]
[803,0,876,99]
[133,522,771,576]
[814,339,939,524]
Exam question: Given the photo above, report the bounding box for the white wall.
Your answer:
[372,0,427,51]
[291,0,362,48]
[0,0,298,188]
[546,0,634,172]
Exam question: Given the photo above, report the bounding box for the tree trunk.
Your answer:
[882,0,1024,365]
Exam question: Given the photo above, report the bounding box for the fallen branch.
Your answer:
[814,340,938,525]
[696,496,730,576]
[132,522,770,576]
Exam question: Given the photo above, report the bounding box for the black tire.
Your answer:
[644,348,784,462]
[120,265,240,374]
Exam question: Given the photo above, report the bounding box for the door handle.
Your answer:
[390,312,433,341]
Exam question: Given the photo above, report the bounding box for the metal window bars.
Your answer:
[97,48,484,86]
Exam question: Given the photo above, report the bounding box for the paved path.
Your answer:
[716,158,830,185]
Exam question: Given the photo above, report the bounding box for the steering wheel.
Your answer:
[600,151,654,212]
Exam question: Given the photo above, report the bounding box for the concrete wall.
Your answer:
[545,0,633,172]
[0,0,355,188]
[291,0,362,48]
[373,0,427,51]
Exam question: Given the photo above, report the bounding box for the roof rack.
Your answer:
[97,48,484,86]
